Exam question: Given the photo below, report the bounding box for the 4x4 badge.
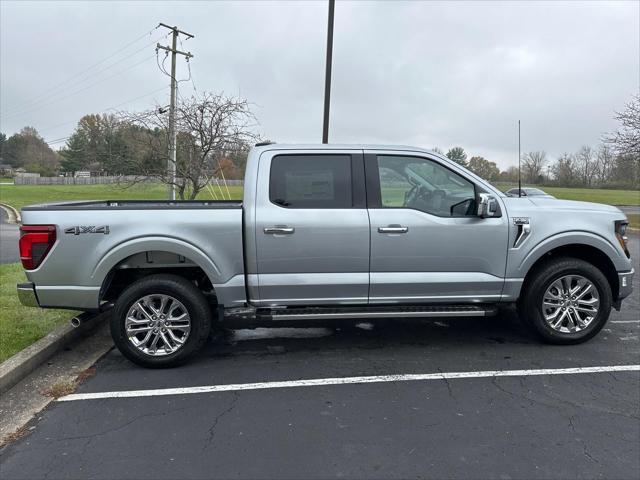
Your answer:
[64,226,110,235]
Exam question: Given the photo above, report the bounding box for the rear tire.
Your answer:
[111,274,212,368]
[518,257,612,344]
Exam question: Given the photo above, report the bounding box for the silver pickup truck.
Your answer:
[17,144,634,367]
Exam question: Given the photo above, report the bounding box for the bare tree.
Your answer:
[596,144,616,185]
[575,145,598,187]
[521,151,547,184]
[118,92,258,199]
[551,152,578,186]
[604,94,640,157]
[499,165,520,183]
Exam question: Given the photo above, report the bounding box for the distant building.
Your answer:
[0,163,14,176]
[15,168,40,178]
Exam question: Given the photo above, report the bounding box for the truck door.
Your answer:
[253,150,370,306]
[365,150,509,303]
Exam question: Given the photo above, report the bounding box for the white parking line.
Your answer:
[611,320,640,324]
[58,365,640,402]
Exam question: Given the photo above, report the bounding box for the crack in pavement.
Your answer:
[48,405,194,443]
[201,393,239,453]
[436,367,455,401]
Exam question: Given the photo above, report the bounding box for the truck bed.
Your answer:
[20,200,245,310]
[22,199,242,210]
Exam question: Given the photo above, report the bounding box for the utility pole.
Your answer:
[157,23,194,200]
[518,120,522,197]
[322,0,335,144]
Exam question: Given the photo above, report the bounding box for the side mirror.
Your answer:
[477,193,499,218]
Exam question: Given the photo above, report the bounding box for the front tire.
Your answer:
[518,257,612,344]
[111,274,212,368]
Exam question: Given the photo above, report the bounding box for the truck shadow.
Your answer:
[200,306,536,359]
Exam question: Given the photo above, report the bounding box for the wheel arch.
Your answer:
[95,237,223,304]
[519,242,620,301]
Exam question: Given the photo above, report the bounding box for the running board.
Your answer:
[256,305,498,322]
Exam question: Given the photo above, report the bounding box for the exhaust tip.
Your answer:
[70,317,82,328]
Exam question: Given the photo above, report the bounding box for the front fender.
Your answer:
[515,230,628,277]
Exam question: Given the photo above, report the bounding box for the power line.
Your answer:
[37,86,167,136]
[157,37,193,90]
[187,59,197,94]
[46,136,70,145]
[3,54,156,121]
[178,36,197,94]
[45,85,165,144]
[105,86,168,112]
[2,27,163,117]
[2,34,167,120]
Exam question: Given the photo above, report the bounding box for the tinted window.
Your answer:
[270,155,352,208]
[377,155,476,216]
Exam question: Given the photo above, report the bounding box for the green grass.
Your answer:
[627,214,639,230]
[534,186,639,205]
[0,177,14,183]
[494,183,640,205]
[0,263,75,362]
[0,183,244,211]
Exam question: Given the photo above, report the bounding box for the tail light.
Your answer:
[19,225,57,270]
[615,220,630,258]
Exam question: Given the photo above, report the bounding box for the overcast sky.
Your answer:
[1,0,638,168]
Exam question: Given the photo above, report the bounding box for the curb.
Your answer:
[0,311,110,395]
[0,202,20,224]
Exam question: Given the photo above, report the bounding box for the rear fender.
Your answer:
[93,236,223,288]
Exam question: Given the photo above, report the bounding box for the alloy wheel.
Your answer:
[125,294,191,356]
[541,275,600,333]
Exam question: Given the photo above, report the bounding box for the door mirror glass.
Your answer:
[477,193,499,218]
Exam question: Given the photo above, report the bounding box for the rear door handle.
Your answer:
[378,225,409,234]
[264,226,295,235]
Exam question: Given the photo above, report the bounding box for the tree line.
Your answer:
[437,142,638,190]
[1,93,638,195]
[0,127,60,176]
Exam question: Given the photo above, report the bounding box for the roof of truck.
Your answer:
[251,143,435,154]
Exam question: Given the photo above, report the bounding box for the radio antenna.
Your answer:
[518,120,522,197]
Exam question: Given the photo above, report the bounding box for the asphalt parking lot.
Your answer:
[1,237,638,479]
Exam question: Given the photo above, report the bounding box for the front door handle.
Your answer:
[264,226,295,235]
[378,225,409,234]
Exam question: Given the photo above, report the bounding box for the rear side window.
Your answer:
[269,155,352,208]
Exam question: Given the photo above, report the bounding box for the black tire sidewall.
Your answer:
[111,274,212,368]
[521,258,612,344]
